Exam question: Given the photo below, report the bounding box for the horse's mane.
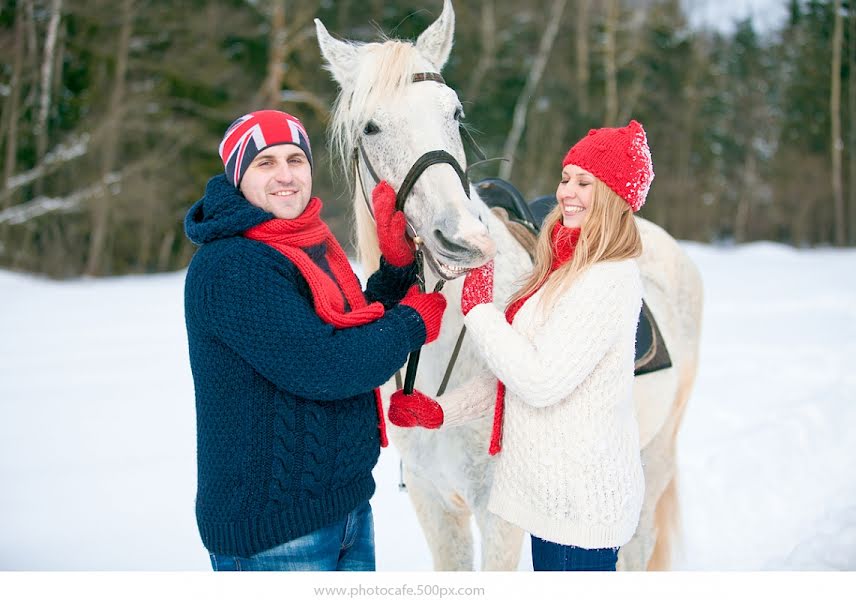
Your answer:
[328,38,422,186]
[327,37,425,272]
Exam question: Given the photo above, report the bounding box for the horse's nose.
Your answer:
[433,229,471,255]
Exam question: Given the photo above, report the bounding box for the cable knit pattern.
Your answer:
[184,175,423,558]
[442,259,645,549]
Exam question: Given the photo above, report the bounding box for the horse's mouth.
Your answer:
[421,243,495,281]
[422,249,471,281]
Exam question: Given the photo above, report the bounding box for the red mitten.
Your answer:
[400,285,447,344]
[372,181,414,267]
[461,260,494,316]
[388,388,444,429]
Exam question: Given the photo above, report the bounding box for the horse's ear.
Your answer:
[315,18,359,89]
[415,0,455,71]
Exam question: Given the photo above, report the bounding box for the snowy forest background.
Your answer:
[1,0,855,278]
[2,0,856,575]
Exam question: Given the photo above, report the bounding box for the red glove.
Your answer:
[400,285,446,344]
[461,260,494,316]
[388,388,444,429]
[372,181,414,267]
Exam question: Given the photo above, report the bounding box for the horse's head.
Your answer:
[316,0,496,279]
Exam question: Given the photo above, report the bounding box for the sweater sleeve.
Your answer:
[437,369,497,427]
[462,262,642,408]
[363,258,418,308]
[201,248,427,401]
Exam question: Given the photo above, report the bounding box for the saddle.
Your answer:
[475,178,672,376]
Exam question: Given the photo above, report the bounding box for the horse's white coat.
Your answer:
[316,0,703,571]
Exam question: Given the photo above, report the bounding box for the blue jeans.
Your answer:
[209,502,375,571]
[531,535,619,571]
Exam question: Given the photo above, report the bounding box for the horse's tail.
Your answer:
[648,253,703,570]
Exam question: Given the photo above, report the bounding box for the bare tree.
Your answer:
[576,0,591,115]
[463,0,497,104]
[1,1,26,208]
[34,0,64,197]
[257,0,287,108]
[831,0,845,245]
[86,0,135,275]
[500,0,568,180]
[849,1,856,244]
[254,0,328,118]
[604,0,619,126]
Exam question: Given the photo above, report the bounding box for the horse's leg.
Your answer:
[617,415,675,571]
[646,359,698,570]
[403,467,474,571]
[472,505,524,571]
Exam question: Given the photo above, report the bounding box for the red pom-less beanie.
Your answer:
[218,110,313,188]
[561,119,654,212]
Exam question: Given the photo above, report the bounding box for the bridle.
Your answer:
[351,71,481,396]
[352,71,474,237]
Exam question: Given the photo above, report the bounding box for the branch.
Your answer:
[0,172,120,225]
[279,89,331,120]
[2,134,90,192]
[499,0,567,180]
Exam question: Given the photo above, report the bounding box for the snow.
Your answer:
[1,242,855,572]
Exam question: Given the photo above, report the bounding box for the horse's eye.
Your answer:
[363,121,380,135]
[453,107,464,122]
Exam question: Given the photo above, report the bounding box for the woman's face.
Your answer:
[556,164,595,228]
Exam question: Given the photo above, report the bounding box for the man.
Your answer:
[183,110,446,571]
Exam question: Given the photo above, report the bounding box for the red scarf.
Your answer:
[489,223,581,455]
[244,197,389,447]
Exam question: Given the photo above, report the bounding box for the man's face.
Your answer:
[239,144,312,219]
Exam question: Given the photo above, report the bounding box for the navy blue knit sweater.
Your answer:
[184,175,422,557]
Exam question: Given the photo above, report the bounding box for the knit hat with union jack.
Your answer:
[562,120,653,212]
[219,110,313,188]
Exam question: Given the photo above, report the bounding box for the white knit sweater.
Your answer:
[441,258,645,549]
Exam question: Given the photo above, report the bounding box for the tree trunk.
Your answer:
[576,0,591,116]
[86,0,134,276]
[156,228,176,272]
[675,42,703,239]
[24,0,38,78]
[464,0,496,104]
[257,0,286,108]
[500,0,567,180]
[735,152,756,243]
[1,1,25,208]
[604,0,619,126]
[831,0,845,245]
[848,0,856,244]
[34,0,63,197]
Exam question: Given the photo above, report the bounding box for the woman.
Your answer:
[391,119,654,571]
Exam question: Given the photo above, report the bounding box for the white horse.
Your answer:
[315,0,703,571]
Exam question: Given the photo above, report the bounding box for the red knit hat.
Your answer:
[218,110,313,187]
[561,120,653,212]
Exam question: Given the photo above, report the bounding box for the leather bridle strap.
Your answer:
[394,149,470,213]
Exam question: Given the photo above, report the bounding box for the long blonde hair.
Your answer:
[507,179,642,313]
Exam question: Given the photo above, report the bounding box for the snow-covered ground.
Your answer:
[1,242,855,571]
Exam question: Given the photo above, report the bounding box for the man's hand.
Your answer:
[461,260,494,316]
[400,285,447,344]
[372,181,413,267]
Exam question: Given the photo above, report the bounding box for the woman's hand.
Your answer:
[461,260,494,316]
